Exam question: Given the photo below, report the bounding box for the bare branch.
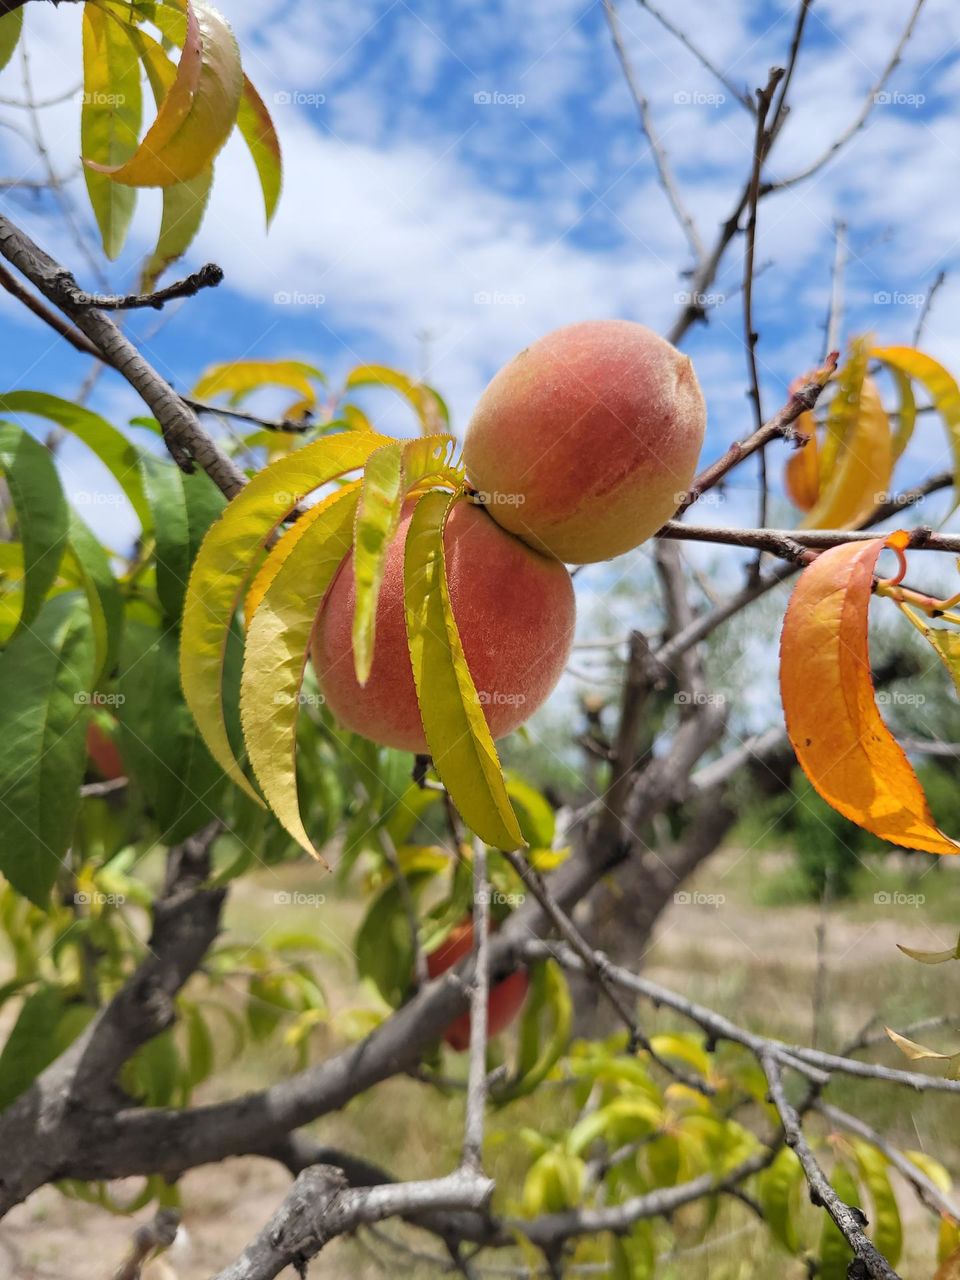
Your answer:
[633,0,754,112]
[659,520,960,558]
[762,1055,902,1279]
[111,1208,180,1280]
[673,349,837,516]
[764,0,928,193]
[825,218,848,358]
[913,269,946,346]
[603,0,706,264]
[462,839,490,1172]
[55,262,224,312]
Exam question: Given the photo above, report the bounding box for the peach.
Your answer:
[426,918,529,1050]
[86,719,125,781]
[311,499,575,753]
[463,320,706,563]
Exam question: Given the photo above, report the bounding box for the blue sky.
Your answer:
[1,0,959,591]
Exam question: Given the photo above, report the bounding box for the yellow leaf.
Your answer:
[352,435,458,685]
[780,536,960,855]
[236,74,282,226]
[802,377,892,530]
[819,337,868,481]
[244,479,361,626]
[885,1026,957,1063]
[403,490,524,850]
[193,359,323,407]
[784,411,819,511]
[345,365,449,435]
[180,431,388,800]
[85,0,242,189]
[240,485,361,860]
[873,346,960,509]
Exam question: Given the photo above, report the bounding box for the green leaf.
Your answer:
[240,485,361,858]
[505,775,555,849]
[758,1147,803,1253]
[498,959,571,1102]
[85,0,241,188]
[66,511,123,681]
[181,430,387,801]
[344,364,449,435]
[852,1140,902,1266]
[81,5,142,259]
[0,420,68,631]
[355,876,429,1007]
[521,1149,586,1216]
[352,435,458,684]
[873,345,960,511]
[0,8,22,74]
[0,393,149,529]
[141,166,213,291]
[403,490,524,850]
[0,986,63,1108]
[237,75,282,225]
[118,623,226,843]
[0,594,95,905]
[140,453,225,621]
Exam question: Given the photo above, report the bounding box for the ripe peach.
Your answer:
[311,499,575,752]
[86,719,125,781]
[426,918,529,1050]
[463,320,706,563]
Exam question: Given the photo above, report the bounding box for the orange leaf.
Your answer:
[780,536,960,855]
[784,412,819,511]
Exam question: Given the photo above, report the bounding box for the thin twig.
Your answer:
[603,0,706,264]
[765,0,928,192]
[825,219,848,359]
[633,0,754,111]
[55,262,224,311]
[913,269,946,346]
[762,1055,902,1279]
[674,349,837,517]
[462,839,490,1172]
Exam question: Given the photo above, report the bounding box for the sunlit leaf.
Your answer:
[237,75,282,225]
[874,346,960,510]
[0,421,68,631]
[887,365,917,461]
[851,1140,902,1266]
[0,594,95,905]
[86,0,241,188]
[345,364,449,435]
[802,377,892,530]
[819,337,868,481]
[885,1026,960,1072]
[403,489,524,850]
[784,412,819,512]
[193,359,323,409]
[897,936,960,964]
[240,485,361,859]
[0,392,149,529]
[780,535,960,854]
[0,8,23,74]
[141,166,213,290]
[352,435,458,685]
[81,5,142,259]
[758,1148,803,1253]
[181,431,387,800]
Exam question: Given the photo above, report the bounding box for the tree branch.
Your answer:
[54,262,223,312]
